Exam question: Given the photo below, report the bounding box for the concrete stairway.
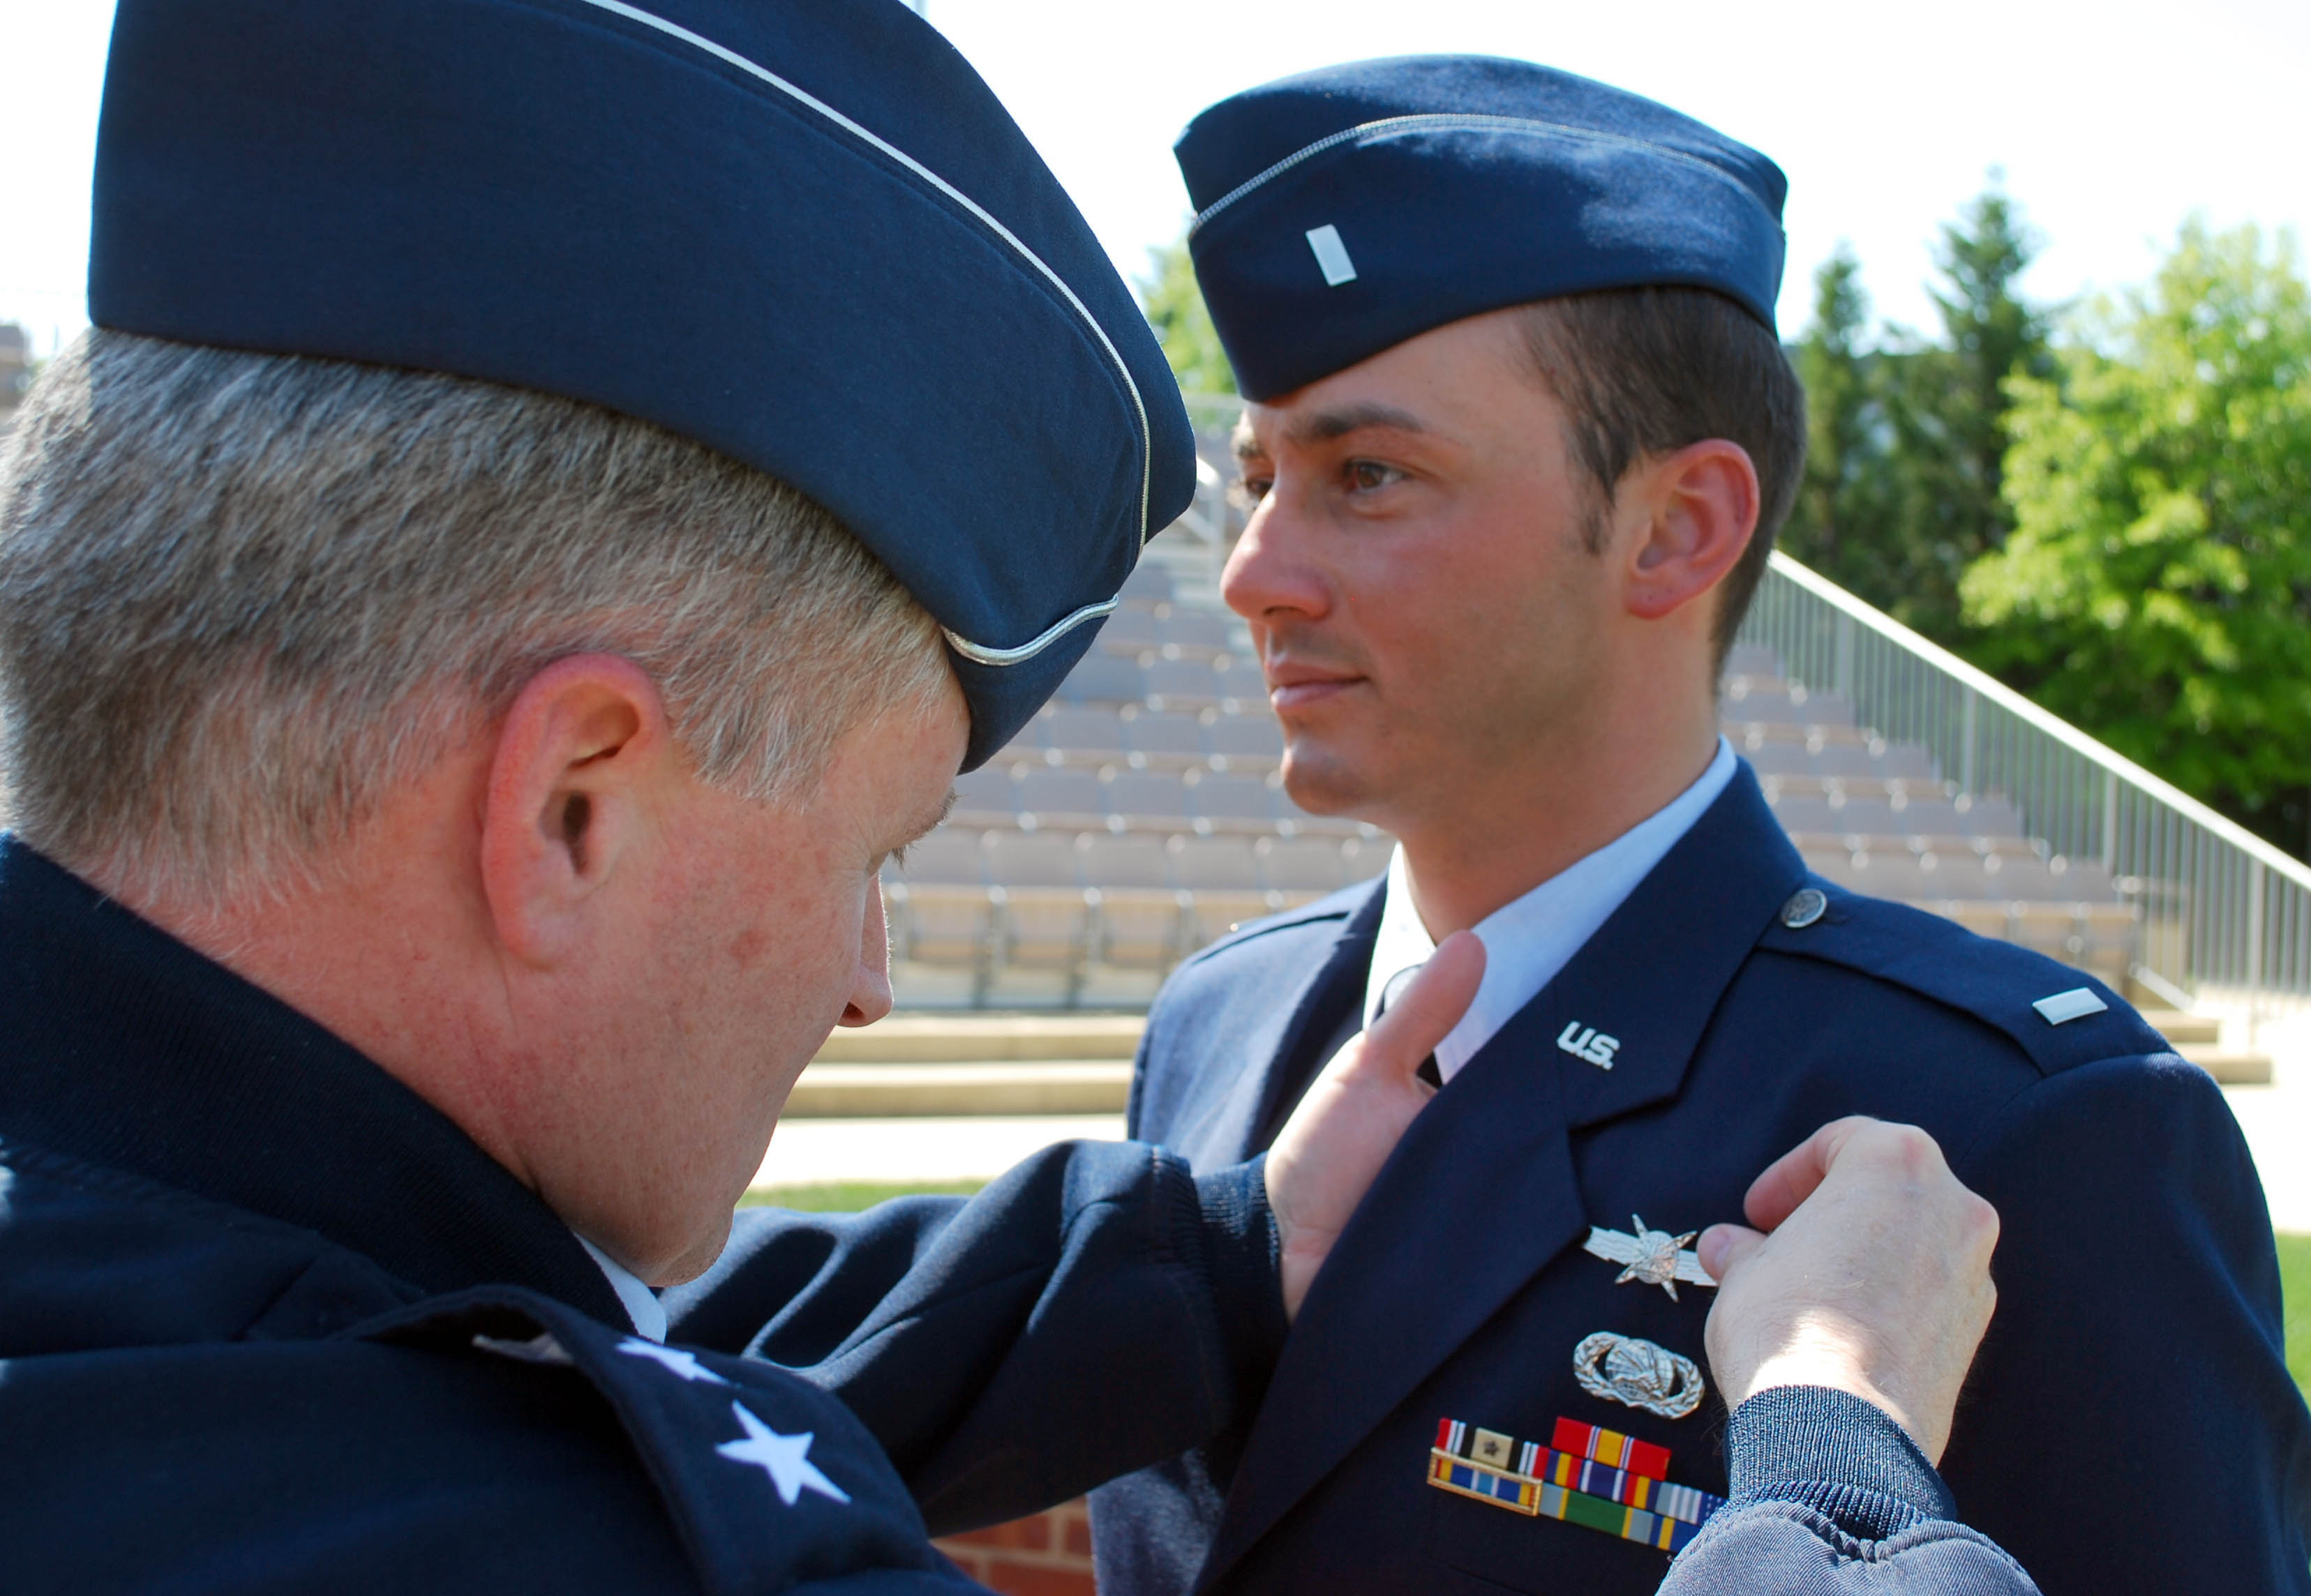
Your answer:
[787,1014,1135,1117]
[2130,1002,2271,1084]
[787,1000,2267,1117]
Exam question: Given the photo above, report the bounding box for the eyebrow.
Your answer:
[1285,401,1435,448]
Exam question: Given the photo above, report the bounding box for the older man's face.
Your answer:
[539,686,965,1285]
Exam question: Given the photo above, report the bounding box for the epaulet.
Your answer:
[1754,880,2171,1078]
[1174,879,1374,970]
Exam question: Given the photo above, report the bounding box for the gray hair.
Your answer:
[0,331,950,903]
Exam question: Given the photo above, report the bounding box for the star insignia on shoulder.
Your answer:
[715,1401,852,1506]
[618,1337,731,1385]
[1583,1214,1716,1301]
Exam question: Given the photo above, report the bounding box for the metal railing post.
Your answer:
[2247,859,2266,1046]
[1961,691,1977,797]
[1745,553,2311,1038]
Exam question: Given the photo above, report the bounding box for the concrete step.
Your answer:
[2178,1045,2273,1086]
[786,1061,1132,1117]
[814,1013,1144,1064]
[802,1011,2271,1109]
[2137,1007,2221,1047]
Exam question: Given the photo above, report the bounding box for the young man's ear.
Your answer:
[1622,439,1760,622]
[478,654,677,967]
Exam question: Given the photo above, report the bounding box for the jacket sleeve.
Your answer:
[1662,1387,2041,1596]
[660,1139,1285,1535]
[1942,1054,2311,1592]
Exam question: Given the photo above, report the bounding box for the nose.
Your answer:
[837,879,894,1028]
[1220,491,1330,632]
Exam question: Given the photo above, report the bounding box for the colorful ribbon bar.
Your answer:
[1552,1416,1672,1482]
[1537,1477,1706,1553]
[1427,1450,1710,1553]
[1430,1450,1542,1513]
[1539,1451,1721,1526]
[1428,1415,1724,1549]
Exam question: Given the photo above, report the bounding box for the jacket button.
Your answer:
[1779,887,1828,929]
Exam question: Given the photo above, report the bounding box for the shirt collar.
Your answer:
[1362,736,1739,1081]
[578,1235,668,1341]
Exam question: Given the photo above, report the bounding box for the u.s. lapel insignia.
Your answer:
[1572,1332,1706,1420]
[1555,1022,1620,1069]
[1583,1216,1716,1301]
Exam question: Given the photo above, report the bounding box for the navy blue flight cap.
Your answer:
[88,0,1195,769]
[1176,56,1788,402]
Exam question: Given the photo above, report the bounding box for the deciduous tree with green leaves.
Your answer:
[1962,220,2311,852]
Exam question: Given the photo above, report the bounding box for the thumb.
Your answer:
[1696,1222,1767,1286]
[1355,931,1485,1085]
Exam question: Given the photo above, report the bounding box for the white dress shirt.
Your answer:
[1361,737,1738,1082]
[579,1233,669,1341]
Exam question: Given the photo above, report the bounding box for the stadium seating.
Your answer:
[887,570,2139,1006]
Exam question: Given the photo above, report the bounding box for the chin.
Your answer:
[654,1204,738,1288]
[1279,741,1376,818]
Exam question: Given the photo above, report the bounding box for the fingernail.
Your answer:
[1696,1228,1728,1281]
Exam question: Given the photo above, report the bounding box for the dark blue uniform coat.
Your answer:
[1092,764,2311,1595]
[0,833,2084,1594]
[0,841,1283,1593]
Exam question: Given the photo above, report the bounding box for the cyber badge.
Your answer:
[1572,1332,1706,1420]
[1583,1216,1716,1301]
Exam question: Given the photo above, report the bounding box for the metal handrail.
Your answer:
[1739,551,2311,1037]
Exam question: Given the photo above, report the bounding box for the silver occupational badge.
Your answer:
[1572,1332,1707,1420]
[1583,1216,1716,1301]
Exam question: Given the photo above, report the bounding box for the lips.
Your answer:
[1263,658,1363,712]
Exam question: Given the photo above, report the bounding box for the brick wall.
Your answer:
[936,1499,1096,1595]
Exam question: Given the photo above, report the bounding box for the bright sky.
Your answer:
[5,1,2307,359]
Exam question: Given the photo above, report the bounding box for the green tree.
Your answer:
[1872,179,2052,640]
[1962,220,2311,853]
[1781,245,1885,592]
[1777,183,2049,643]
[1137,234,1235,397]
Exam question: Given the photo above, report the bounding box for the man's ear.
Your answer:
[479,653,677,968]
[1620,439,1760,622]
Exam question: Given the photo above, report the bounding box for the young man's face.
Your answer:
[1223,308,1619,831]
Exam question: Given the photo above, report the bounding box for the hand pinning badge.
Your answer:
[1582,1216,1717,1302]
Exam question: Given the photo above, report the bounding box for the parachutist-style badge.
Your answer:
[1583,1217,1715,1301]
[1573,1332,1707,1420]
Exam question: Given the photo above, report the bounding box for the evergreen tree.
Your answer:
[1874,177,2051,640]
[1777,183,2050,642]
[1779,246,1881,590]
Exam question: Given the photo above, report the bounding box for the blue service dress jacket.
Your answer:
[0,835,2141,1595]
[0,839,1285,1593]
[1091,762,2311,1596]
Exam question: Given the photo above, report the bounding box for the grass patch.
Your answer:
[2280,1233,2311,1404]
[742,1179,989,1212]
